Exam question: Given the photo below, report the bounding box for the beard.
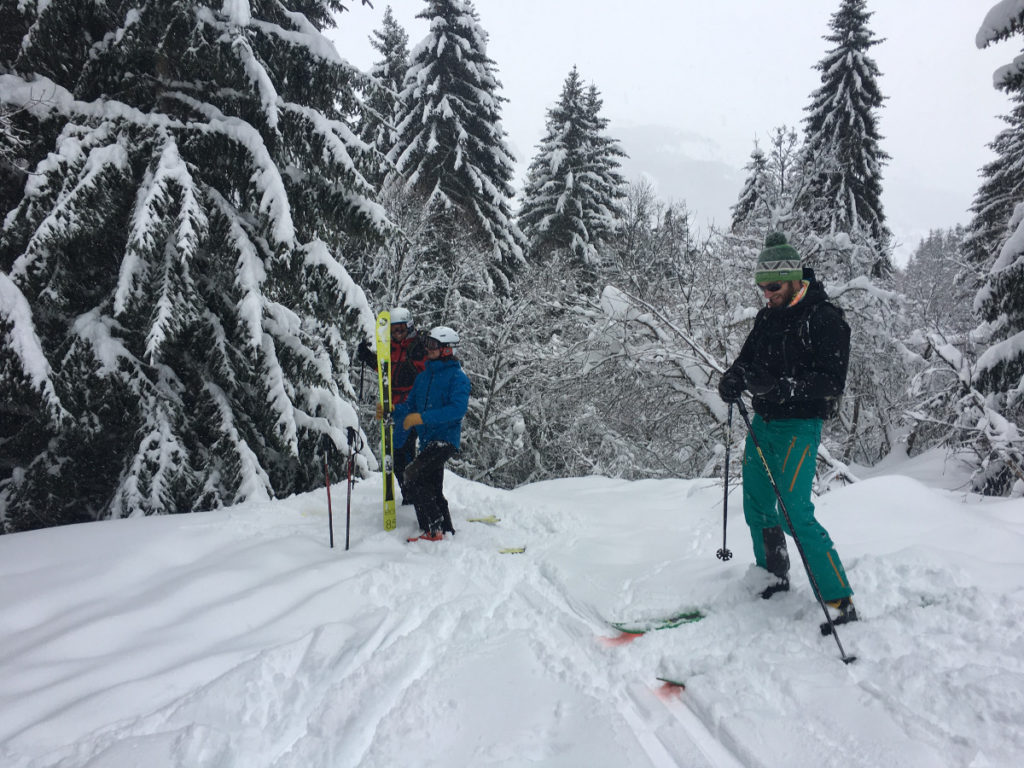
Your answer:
[766,281,800,309]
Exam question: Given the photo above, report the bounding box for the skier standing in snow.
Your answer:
[717,232,857,626]
[360,307,427,503]
[392,326,470,542]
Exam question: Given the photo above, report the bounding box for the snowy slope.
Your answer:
[1,456,1023,767]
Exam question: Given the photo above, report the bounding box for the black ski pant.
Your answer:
[402,441,457,534]
[394,428,417,503]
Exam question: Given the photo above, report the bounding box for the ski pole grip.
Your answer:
[320,433,335,458]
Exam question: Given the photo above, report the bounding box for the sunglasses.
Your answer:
[425,338,445,350]
[756,282,784,293]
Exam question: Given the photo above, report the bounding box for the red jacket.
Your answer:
[390,333,427,404]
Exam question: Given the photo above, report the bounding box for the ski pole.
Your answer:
[717,403,733,561]
[735,400,856,664]
[322,434,335,549]
[345,427,358,551]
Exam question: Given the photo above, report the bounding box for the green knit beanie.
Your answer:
[754,232,803,283]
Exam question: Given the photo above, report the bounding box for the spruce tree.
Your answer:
[518,68,627,270]
[0,1,384,531]
[730,145,770,233]
[971,3,1024,476]
[357,5,409,190]
[799,0,891,276]
[962,91,1024,280]
[386,0,525,290]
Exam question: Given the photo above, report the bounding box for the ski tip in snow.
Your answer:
[498,546,526,554]
[466,516,501,525]
[599,632,643,647]
[655,677,686,698]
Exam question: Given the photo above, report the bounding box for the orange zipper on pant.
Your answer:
[788,444,810,493]
[781,436,797,472]
[826,551,846,588]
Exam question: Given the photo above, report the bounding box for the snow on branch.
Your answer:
[204,380,273,503]
[299,239,376,340]
[109,397,191,518]
[0,273,65,419]
[208,188,266,349]
[11,131,130,282]
[251,14,348,67]
[169,93,295,246]
[916,332,1024,496]
[977,1,1024,49]
[602,285,859,487]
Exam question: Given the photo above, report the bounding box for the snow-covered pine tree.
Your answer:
[799,0,891,278]
[778,1,905,465]
[961,2,1024,494]
[357,5,409,190]
[962,90,1024,297]
[386,0,525,292]
[583,84,628,245]
[518,67,627,272]
[0,0,384,531]
[730,145,770,233]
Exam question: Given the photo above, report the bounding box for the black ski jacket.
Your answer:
[726,269,850,421]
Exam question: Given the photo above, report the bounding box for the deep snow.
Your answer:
[1,450,1023,767]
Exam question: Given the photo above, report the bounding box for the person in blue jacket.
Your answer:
[392,326,471,541]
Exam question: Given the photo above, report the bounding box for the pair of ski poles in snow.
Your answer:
[717,401,856,664]
[323,428,360,551]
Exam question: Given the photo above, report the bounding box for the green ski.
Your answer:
[610,609,705,635]
[376,311,397,531]
[498,546,526,554]
[601,609,704,646]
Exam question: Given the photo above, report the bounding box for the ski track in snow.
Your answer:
[1,470,1023,766]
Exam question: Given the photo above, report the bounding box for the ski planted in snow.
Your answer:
[498,546,526,554]
[376,311,396,531]
[467,516,501,525]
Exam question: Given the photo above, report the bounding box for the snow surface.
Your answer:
[1,452,1023,767]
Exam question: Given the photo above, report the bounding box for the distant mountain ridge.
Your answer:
[613,123,744,232]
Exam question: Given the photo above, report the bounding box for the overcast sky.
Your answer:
[329,1,1014,261]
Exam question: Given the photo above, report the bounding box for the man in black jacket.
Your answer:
[718,232,857,626]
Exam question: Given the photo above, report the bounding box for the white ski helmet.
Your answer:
[390,306,413,326]
[428,326,460,347]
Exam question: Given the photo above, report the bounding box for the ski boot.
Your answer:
[820,598,858,635]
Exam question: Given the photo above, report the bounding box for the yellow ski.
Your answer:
[376,311,397,531]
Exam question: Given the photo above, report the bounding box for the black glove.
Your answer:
[744,368,787,402]
[357,339,374,366]
[717,369,744,403]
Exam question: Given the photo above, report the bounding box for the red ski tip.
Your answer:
[407,532,444,542]
[654,678,686,699]
[598,632,643,647]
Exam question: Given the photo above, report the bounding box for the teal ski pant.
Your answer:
[742,415,853,602]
